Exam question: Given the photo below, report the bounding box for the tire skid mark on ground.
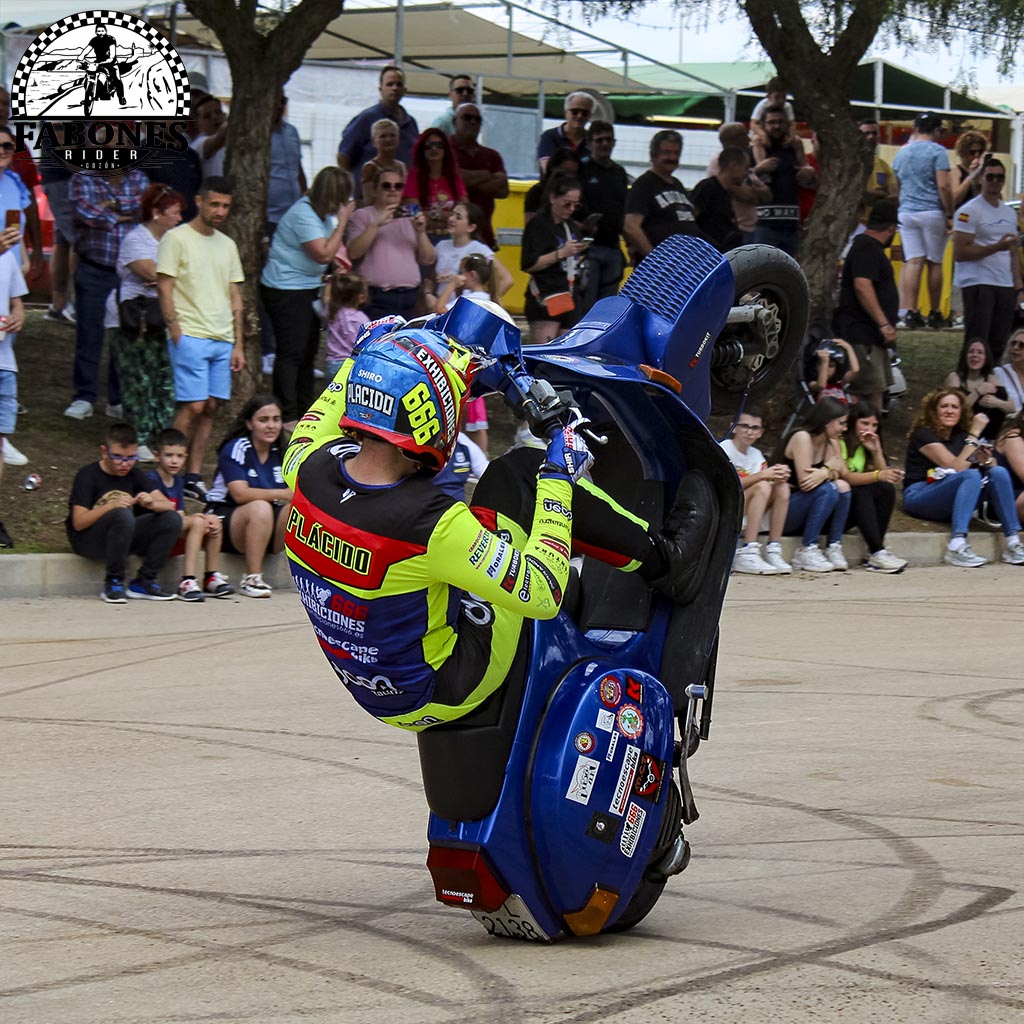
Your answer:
[917,685,1024,742]
[0,716,423,792]
[0,714,406,751]
[0,865,516,1008]
[0,625,302,698]
[533,783,1018,1021]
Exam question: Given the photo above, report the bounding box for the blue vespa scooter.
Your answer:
[418,235,807,940]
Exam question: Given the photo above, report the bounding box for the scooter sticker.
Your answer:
[605,730,619,762]
[586,810,620,844]
[610,744,641,815]
[620,801,647,858]
[574,731,596,754]
[625,676,644,704]
[595,709,615,733]
[565,754,600,805]
[599,677,622,708]
[616,704,644,740]
[633,752,666,803]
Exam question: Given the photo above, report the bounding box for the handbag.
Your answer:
[118,293,164,335]
[532,223,579,318]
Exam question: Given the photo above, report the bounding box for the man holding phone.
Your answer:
[577,120,628,313]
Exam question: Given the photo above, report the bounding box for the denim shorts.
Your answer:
[0,369,18,435]
[168,334,233,402]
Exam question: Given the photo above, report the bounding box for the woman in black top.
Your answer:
[902,388,1024,567]
[943,337,1012,439]
[520,176,589,345]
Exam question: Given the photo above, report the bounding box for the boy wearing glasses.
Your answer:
[952,157,1023,353]
[720,412,792,574]
[66,422,181,603]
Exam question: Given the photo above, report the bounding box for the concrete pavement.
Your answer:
[1,567,1022,1023]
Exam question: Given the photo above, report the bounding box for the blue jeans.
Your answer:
[783,481,849,546]
[753,221,800,258]
[903,467,1022,538]
[73,260,120,405]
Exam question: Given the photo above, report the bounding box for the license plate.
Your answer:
[472,893,551,942]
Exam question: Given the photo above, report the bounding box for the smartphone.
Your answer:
[581,236,594,245]
[4,209,19,229]
[398,202,420,218]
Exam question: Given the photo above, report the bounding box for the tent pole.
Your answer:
[537,80,545,152]
[873,59,883,121]
[395,0,405,64]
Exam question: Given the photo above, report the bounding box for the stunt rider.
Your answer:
[77,25,127,107]
[283,320,715,731]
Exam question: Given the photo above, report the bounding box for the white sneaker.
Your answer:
[64,399,94,420]
[105,403,123,419]
[944,544,987,568]
[240,572,273,598]
[792,545,834,573]
[1001,540,1024,566]
[826,542,848,571]
[2,438,28,466]
[136,444,155,463]
[866,548,908,573]
[732,546,780,575]
[764,542,792,574]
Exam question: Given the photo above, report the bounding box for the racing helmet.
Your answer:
[340,328,476,472]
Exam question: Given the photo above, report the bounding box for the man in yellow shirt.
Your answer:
[157,177,245,501]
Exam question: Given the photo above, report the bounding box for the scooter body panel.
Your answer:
[530,663,674,929]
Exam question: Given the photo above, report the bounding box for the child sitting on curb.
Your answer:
[145,428,235,601]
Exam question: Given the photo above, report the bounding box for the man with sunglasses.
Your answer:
[432,74,475,136]
[337,65,419,192]
[450,102,509,249]
[66,421,181,602]
[537,92,593,174]
[856,119,898,226]
[952,157,1022,352]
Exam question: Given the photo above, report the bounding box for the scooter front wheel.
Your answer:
[710,244,809,415]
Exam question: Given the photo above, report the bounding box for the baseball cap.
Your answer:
[866,198,899,229]
[914,111,943,133]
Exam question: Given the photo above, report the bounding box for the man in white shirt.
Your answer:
[720,410,792,574]
[952,157,1023,351]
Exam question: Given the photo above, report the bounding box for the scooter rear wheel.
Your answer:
[604,780,683,933]
[710,244,809,415]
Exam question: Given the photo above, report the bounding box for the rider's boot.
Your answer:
[643,470,718,605]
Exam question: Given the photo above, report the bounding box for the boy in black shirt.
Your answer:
[66,422,181,602]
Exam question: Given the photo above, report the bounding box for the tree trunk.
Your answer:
[183,0,345,400]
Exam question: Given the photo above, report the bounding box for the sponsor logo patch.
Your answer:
[596,708,615,733]
[574,731,596,754]
[610,744,640,815]
[586,810,620,844]
[617,704,644,740]
[565,755,600,806]
[542,497,572,520]
[605,729,620,762]
[632,752,666,803]
[620,801,647,858]
[599,676,622,708]
[625,676,644,704]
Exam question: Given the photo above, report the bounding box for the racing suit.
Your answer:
[283,364,661,731]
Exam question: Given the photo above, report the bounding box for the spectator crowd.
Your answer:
[2,66,1024,591]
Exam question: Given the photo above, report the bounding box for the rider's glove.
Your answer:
[539,415,594,484]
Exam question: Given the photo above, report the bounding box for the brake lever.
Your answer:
[579,425,608,447]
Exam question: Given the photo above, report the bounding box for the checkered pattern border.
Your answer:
[11,9,190,119]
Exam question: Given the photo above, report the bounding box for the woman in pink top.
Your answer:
[402,127,467,238]
[346,167,435,320]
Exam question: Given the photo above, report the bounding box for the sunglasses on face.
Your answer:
[984,174,1005,182]
[1010,341,1024,350]
[736,423,763,432]
[378,181,403,190]
[0,142,15,152]
[104,449,139,464]
[453,85,474,95]
[424,140,445,150]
